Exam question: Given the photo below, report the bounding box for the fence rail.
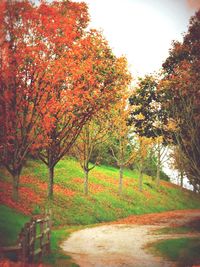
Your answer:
[0,214,51,263]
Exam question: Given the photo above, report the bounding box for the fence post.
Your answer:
[18,222,30,263]
[29,219,36,262]
[40,219,44,259]
[47,214,51,254]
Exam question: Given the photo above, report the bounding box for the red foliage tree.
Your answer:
[0,0,89,200]
[37,31,131,199]
[0,0,131,200]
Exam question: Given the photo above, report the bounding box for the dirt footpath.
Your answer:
[61,210,200,267]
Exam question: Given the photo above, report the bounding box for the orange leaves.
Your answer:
[136,136,154,160]
[0,259,49,267]
[90,183,105,194]
[0,175,76,215]
[54,184,75,197]
[73,177,83,184]
[0,0,132,201]
[21,175,76,197]
[0,181,42,215]
[72,177,105,194]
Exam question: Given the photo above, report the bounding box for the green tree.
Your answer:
[128,75,169,187]
[128,75,168,139]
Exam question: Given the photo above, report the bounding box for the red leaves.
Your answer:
[0,181,42,215]
[54,184,75,197]
[90,183,105,194]
[0,0,131,201]
[0,259,49,267]
[114,210,200,226]
[72,177,105,193]
[21,176,76,197]
[0,175,76,215]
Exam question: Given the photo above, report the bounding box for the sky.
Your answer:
[82,0,200,77]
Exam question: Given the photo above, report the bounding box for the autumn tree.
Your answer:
[132,136,153,192]
[0,0,131,200]
[170,146,187,188]
[108,93,135,195]
[36,32,131,199]
[0,0,89,200]
[151,137,169,187]
[72,112,110,195]
[160,9,200,191]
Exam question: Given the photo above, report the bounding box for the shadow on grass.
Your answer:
[148,237,200,267]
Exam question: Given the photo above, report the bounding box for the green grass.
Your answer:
[0,205,29,246]
[149,238,200,267]
[148,221,200,266]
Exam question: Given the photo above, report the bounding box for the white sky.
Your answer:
[83,0,200,77]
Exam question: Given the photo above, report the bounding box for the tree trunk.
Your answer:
[84,169,89,195]
[156,164,160,187]
[48,166,54,199]
[119,164,123,195]
[180,171,183,187]
[12,172,20,201]
[156,149,161,187]
[139,168,143,192]
[193,184,197,193]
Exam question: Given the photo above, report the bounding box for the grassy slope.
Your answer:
[1,157,200,227]
[1,158,200,265]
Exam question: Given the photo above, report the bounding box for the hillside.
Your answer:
[0,157,200,227]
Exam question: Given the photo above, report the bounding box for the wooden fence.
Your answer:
[0,214,51,263]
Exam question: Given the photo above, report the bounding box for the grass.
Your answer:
[1,157,200,227]
[149,238,200,267]
[148,220,200,266]
[0,205,29,246]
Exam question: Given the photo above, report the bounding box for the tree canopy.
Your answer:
[159,9,200,191]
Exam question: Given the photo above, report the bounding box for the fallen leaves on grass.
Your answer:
[0,259,50,266]
[160,180,179,189]
[21,176,75,197]
[90,183,105,193]
[54,184,75,197]
[113,209,200,226]
[0,175,76,215]
[73,177,105,193]
[72,177,82,184]
[0,181,43,215]
[143,190,153,199]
